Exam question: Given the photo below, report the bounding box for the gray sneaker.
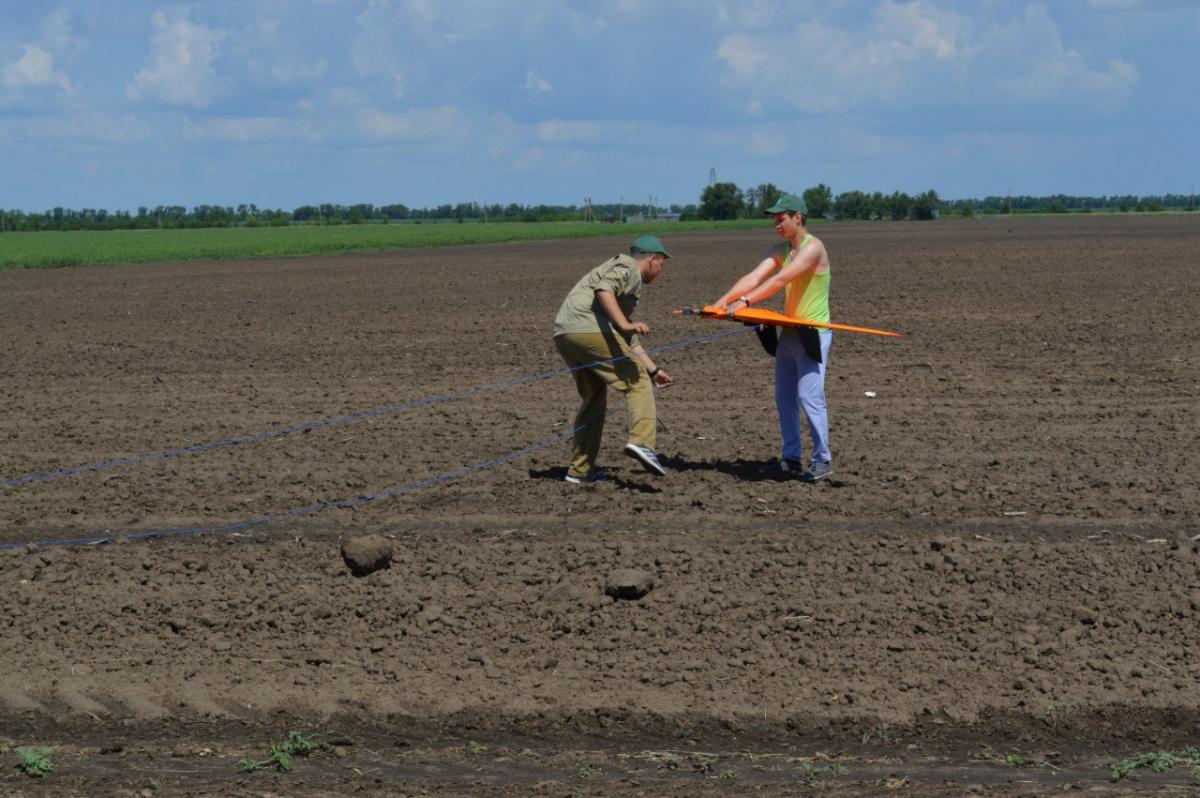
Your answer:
[799,460,833,483]
[623,443,667,476]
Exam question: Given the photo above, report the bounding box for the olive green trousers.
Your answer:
[554,332,656,478]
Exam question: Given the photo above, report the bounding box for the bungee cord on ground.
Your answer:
[1,326,749,491]
[0,326,751,550]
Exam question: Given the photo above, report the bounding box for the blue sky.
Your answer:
[1,0,1196,211]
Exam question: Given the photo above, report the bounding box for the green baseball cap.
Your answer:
[630,235,672,259]
[764,193,808,215]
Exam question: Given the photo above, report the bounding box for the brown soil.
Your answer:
[2,215,1199,796]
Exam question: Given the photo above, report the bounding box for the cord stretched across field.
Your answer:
[0,423,585,551]
[1,326,749,490]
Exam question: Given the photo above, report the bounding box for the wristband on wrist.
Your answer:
[738,295,752,306]
[648,367,660,378]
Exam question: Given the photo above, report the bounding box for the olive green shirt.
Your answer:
[552,254,643,347]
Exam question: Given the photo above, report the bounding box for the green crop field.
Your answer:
[0,220,775,271]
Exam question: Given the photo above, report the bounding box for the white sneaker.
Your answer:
[623,443,667,476]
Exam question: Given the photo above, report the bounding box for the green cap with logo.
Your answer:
[630,235,671,259]
[764,192,808,215]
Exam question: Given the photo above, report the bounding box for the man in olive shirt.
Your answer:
[553,235,676,483]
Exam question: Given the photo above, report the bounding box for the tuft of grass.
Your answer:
[238,731,324,773]
[801,760,842,786]
[1111,747,1200,782]
[467,740,488,754]
[15,747,54,777]
[1004,753,1033,768]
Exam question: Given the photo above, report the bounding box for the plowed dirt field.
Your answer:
[2,215,1199,796]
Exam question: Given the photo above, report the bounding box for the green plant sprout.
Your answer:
[238,731,324,773]
[15,747,54,778]
[1111,747,1200,782]
[801,760,842,786]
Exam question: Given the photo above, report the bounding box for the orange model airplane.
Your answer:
[676,305,902,338]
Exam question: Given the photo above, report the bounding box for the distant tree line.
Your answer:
[1,191,1195,233]
[695,183,1198,221]
[0,200,687,232]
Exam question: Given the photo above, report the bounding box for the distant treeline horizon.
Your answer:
[1,189,1196,233]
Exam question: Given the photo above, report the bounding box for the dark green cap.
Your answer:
[764,192,808,215]
[630,234,671,259]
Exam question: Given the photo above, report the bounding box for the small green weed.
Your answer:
[1004,753,1033,768]
[718,766,739,779]
[15,747,54,778]
[1111,747,1200,782]
[691,753,718,773]
[577,763,600,779]
[467,739,488,754]
[801,760,842,786]
[238,731,324,773]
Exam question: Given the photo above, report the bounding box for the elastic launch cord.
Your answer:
[0,424,584,551]
[2,326,749,489]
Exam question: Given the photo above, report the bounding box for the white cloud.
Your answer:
[42,9,84,55]
[999,56,1139,111]
[873,0,971,61]
[748,129,785,156]
[535,120,600,142]
[715,1,1139,117]
[329,86,367,108]
[1,44,75,92]
[0,112,152,143]
[126,10,225,107]
[1,9,81,95]
[512,146,543,171]
[713,0,784,30]
[358,105,468,140]
[183,116,289,143]
[715,33,769,77]
[525,69,552,94]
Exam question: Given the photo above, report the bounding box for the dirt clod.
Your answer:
[341,534,394,576]
[605,567,656,600]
